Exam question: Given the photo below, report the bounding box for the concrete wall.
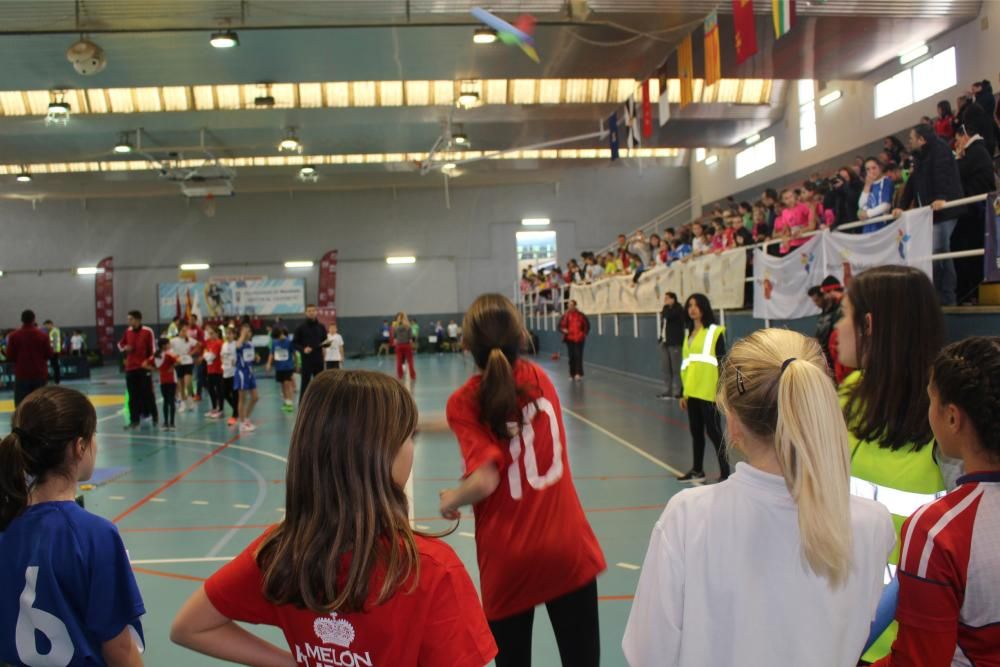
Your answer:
[0,165,690,330]
[691,3,1000,210]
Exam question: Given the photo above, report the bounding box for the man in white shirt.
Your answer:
[322,323,345,370]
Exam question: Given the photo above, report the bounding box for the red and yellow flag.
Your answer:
[703,12,721,88]
[733,0,758,64]
[678,34,694,108]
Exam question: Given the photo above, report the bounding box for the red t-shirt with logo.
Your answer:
[204,531,496,667]
[446,360,606,620]
[157,351,178,384]
[203,338,223,375]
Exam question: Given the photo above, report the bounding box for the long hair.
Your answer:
[931,337,1000,460]
[718,329,853,588]
[683,293,716,333]
[462,293,532,441]
[256,370,420,613]
[843,266,944,450]
[0,386,97,530]
[394,312,410,329]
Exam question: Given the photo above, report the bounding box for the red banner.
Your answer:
[641,80,653,138]
[318,250,338,310]
[95,257,115,356]
[733,0,759,64]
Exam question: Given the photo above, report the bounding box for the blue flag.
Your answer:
[608,112,620,161]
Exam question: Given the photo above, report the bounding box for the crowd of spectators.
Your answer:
[523,78,999,308]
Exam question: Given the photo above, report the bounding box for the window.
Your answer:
[875,47,956,119]
[798,80,817,150]
[516,231,557,277]
[735,136,776,179]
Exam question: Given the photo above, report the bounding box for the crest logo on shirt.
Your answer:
[313,613,355,648]
[800,251,815,274]
[896,229,911,260]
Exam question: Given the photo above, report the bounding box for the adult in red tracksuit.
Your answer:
[5,309,52,407]
[559,300,590,381]
[118,309,157,428]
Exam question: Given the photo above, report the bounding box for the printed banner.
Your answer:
[95,257,115,356]
[158,279,306,320]
[753,208,933,319]
[568,251,746,315]
[319,250,338,308]
[986,194,1000,283]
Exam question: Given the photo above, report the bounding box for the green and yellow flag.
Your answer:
[772,0,796,38]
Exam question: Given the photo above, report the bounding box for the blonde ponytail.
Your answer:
[718,329,853,588]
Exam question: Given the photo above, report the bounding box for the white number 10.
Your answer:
[16,566,74,667]
[507,397,564,500]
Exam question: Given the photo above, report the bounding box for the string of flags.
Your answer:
[605,0,795,161]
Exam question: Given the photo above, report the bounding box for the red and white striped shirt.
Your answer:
[875,471,1000,666]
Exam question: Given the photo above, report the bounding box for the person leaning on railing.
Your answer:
[953,124,999,304]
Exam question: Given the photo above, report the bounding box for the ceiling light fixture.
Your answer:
[819,90,842,106]
[15,173,32,183]
[705,154,719,166]
[284,260,314,269]
[452,132,469,146]
[46,99,71,126]
[76,266,101,275]
[179,263,210,271]
[279,128,302,153]
[457,91,480,109]
[442,162,457,172]
[113,132,133,154]
[521,218,551,226]
[744,133,761,146]
[299,166,316,176]
[899,44,929,65]
[386,256,416,265]
[210,30,239,49]
[473,27,498,44]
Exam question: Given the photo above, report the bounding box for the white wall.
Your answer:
[0,165,688,327]
[691,3,1000,208]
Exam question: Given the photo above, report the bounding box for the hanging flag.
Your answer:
[703,12,721,87]
[608,111,620,160]
[733,0,759,64]
[678,34,694,108]
[772,0,795,39]
[175,292,181,320]
[641,80,653,137]
[624,96,640,150]
[658,88,671,126]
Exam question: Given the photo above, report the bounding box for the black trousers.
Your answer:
[223,377,238,417]
[161,382,176,426]
[324,360,342,370]
[51,354,61,384]
[195,360,207,397]
[299,362,323,403]
[565,341,585,377]
[125,369,157,425]
[206,374,223,411]
[13,378,46,407]
[489,579,600,667]
[687,397,729,478]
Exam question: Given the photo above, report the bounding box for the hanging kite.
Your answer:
[470,7,541,63]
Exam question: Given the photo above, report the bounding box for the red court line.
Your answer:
[132,567,206,583]
[112,433,243,524]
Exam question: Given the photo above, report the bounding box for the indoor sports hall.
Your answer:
[1,2,999,667]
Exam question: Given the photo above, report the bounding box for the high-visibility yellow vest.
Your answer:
[840,370,946,661]
[680,324,724,402]
[49,326,62,354]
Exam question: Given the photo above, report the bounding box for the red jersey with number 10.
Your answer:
[447,359,606,620]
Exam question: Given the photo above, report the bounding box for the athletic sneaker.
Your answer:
[177,403,187,413]
[206,410,222,420]
[240,421,256,432]
[677,469,706,482]
[226,417,238,426]
[186,399,195,411]
[193,394,202,402]
[281,403,294,413]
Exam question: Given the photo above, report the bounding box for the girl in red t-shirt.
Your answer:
[202,325,225,419]
[171,371,496,667]
[439,293,606,667]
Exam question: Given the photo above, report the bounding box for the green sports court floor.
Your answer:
[2,354,716,667]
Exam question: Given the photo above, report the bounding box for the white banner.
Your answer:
[752,208,933,320]
[567,251,747,314]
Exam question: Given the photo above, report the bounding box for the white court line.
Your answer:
[102,433,289,464]
[97,409,125,424]
[149,498,167,503]
[130,556,234,565]
[233,503,251,509]
[562,407,684,476]
[109,496,125,500]
[191,500,209,505]
[616,562,641,571]
[459,531,475,538]
[203,451,270,558]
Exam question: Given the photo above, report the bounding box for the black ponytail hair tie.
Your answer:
[780,358,798,375]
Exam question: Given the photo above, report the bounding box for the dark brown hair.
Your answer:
[462,293,532,440]
[843,266,944,450]
[932,337,1000,459]
[0,386,97,529]
[256,370,419,613]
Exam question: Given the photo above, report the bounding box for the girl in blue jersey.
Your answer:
[265,327,296,413]
[234,323,259,433]
[0,386,145,667]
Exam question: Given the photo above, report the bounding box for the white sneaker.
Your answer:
[186,399,195,411]
[240,421,256,432]
[177,403,187,413]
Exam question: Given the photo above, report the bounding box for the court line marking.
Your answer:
[616,562,641,571]
[132,567,206,583]
[97,409,125,424]
[577,386,689,430]
[562,407,685,476]
[204,452,270,558]
[131,556,233,564]
[458,531,475,538]
[191,500,209,505]
[233,503,251,509]
[149,498,167,503]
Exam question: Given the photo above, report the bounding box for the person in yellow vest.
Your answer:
[43,319,62,385]
[834,265,949,663]
[678,293,730,482]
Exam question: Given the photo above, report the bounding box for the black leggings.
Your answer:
[488,579,600,667]
[687,397,730,478]
[223,377,238,417]
[207,374,223,411]
[161,383,176,426]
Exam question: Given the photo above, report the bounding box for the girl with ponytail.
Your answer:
[0,386,146,667]
[624,329,894,667]
[438,293,606,667]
